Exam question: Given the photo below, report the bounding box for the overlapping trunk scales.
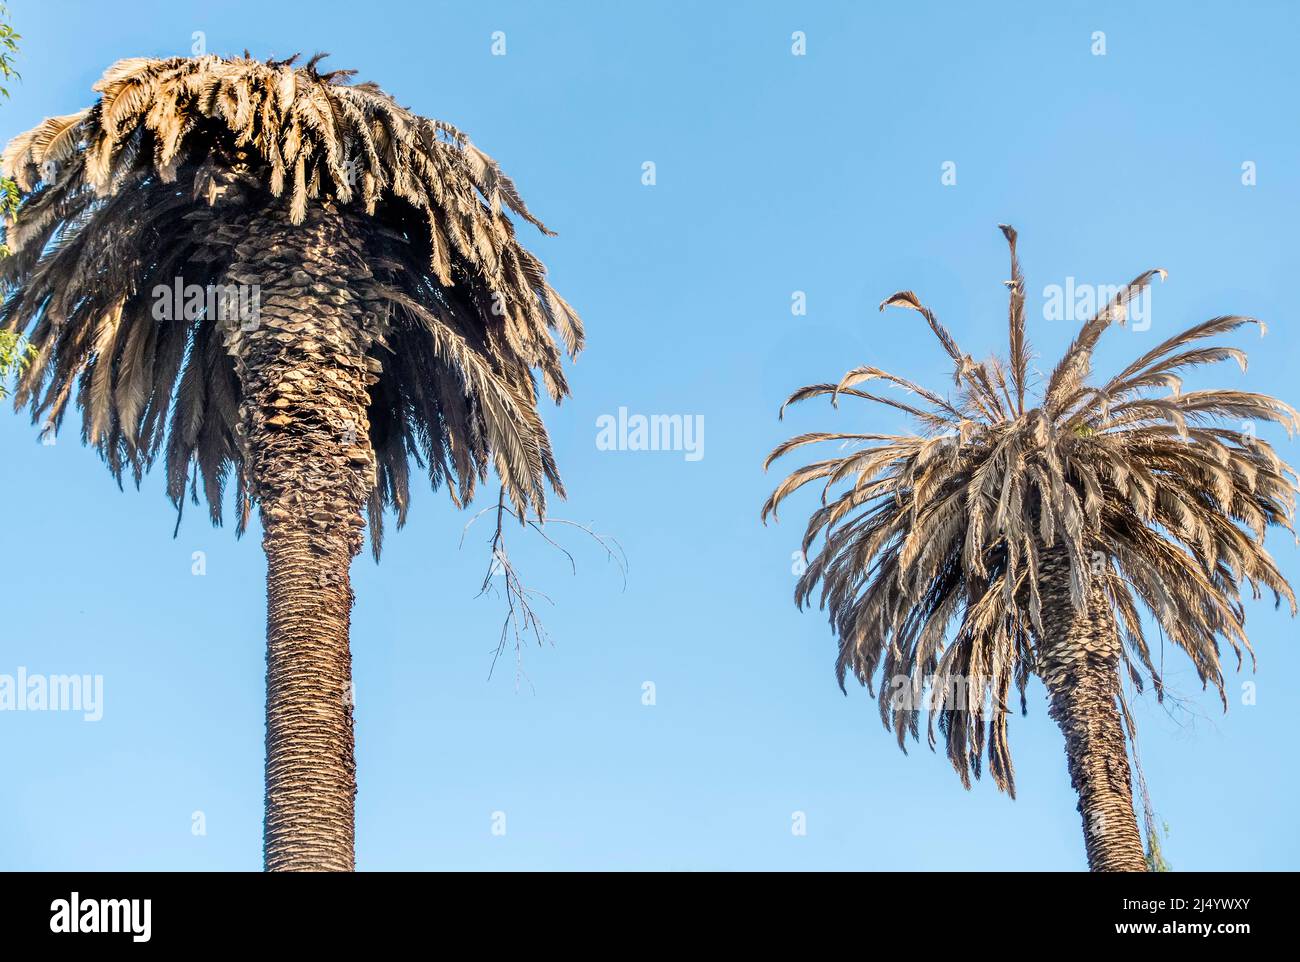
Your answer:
[1036,546,1147,872]
[221,203,383,871]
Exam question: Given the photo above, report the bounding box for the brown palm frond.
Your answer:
[998,224,1029,413]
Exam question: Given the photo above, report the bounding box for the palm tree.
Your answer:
[762,226,1297,871]
[1,54,583,871]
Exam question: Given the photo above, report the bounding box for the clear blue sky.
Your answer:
[3,0,1299,871]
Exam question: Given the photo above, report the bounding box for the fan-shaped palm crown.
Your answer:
[1,53,583,548]
[763,226,1297,798]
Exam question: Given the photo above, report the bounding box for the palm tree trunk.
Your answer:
[1036,546,1148,872]
[221,202,381,871]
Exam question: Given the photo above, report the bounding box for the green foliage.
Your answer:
[0,174,18,250]
[0,3,19,97]
[1145,820,1172,873]
[0,330,35,399]
[0,2,18,255]
[1,0,32,374]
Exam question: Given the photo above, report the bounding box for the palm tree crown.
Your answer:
[1,53,583,550]
[763,226,1297,797]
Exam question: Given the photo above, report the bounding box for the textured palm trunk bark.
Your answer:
[221,202,382,871]
[1036,546,1148,872]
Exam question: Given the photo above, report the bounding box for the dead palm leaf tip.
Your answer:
[1,53,584,550]
[763,225,1299,795]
